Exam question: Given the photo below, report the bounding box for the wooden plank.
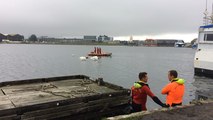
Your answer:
[49,79,94,88]
[1,78,118,97]
[22,100,129,120]
[21,95,130,119]
[0,114,20,120]
[0,87,129,115]
[21,103,87,120]
[0,107,18,117]
[1,83,48,95]
[22,103,108,120]
[0,75,89,87]
[23,95,129,117]
[0,89,5,96]
[8,91,65,107]
[1,78,124,108]
[65,107,126,120]
[0,96,15,110]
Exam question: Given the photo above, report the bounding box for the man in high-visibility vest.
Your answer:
[131,72,167,112]
[161,70,185,107]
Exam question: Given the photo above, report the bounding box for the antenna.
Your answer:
[203,0,213,25]
[206,0,208,10]
[204,0,208,25]
[211,3,213,24]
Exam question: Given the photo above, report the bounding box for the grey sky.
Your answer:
[0,0,211,41]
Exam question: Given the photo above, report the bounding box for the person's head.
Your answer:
[168,70,178,81]
[139,72,148,82]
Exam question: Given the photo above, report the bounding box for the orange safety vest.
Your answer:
[161,80,184,106]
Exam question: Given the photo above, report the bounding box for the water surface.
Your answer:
[0,44,196,110]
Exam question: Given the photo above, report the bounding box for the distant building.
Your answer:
[156,39,184,47]
[84,36,96,41]
[129,35,133,41]
[127,40,141,46]
[144,39,157,46]
[38,36,48,42]
[7,34,24,41]
[132,40,143,46]
[97,35,113,41]
[38,36,86,43]
[0,33,6,42]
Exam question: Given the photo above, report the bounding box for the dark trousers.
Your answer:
[132,101,141,112]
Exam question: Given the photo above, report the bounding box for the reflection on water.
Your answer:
[193,76,213,100]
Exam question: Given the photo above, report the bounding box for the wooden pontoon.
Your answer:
[0,75,130,120]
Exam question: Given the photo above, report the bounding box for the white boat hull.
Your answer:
[194,43,213,78]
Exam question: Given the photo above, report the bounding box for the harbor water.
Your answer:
[0,44,197,110]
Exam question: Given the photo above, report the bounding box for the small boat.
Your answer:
[88,47,112,57]
[79,56,88,61]
[174,40,185,47]
[0,75,130,119]
[90,56,99,61]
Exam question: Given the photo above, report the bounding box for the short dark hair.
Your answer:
[139,72,147,80]
[169,70,178,78]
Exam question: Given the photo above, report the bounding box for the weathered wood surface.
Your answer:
[21,96,130,120]
[0,75,130,120]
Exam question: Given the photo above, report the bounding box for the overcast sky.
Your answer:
[0,0,212,42]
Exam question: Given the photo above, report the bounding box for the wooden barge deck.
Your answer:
[0,75,131,120]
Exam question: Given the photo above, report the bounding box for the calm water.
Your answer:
[0,44,196,110]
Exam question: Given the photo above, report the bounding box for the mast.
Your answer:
[203,0,213,25]
[204,0,209,25]
[211,3,213,24]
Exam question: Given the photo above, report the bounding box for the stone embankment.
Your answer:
[107,99,213,120]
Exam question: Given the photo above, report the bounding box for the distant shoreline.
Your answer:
[0,42,193,48]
